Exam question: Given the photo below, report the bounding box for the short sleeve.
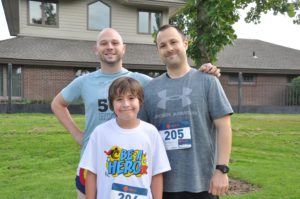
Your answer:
[61,76,83,103]
[151,128,171,176]
[207,77,233,120]
[79,132,98,174]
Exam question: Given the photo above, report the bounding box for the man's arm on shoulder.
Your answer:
[209,115,232,196]
[199,63,221,77]
[51,93,83,145]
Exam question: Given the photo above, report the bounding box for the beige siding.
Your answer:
[19,0,170,44]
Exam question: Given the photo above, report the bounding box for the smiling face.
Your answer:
[156,26,189,69]
[108,77,144,128]
[96,28,126,68]
[112,91,140,125]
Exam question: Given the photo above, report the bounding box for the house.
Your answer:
[0,0,184,102]
[1,0,300,113]
[216,39,300,110]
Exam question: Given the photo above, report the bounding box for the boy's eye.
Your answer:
[128,95,136,99]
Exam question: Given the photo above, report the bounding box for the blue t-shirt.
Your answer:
[61,68,152,156]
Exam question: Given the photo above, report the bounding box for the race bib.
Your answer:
[110,183,148,199]
[158,121,192,150]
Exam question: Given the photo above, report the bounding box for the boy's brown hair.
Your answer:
[108,77,144,111]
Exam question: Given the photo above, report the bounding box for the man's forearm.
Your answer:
[51,93,83,145]
[214,115,232,165]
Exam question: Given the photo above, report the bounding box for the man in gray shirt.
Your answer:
[141,25,233,199]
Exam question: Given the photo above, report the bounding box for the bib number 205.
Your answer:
[164,129,184,140]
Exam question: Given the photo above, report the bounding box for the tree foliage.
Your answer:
[288,76,300,105]
[170,0,300,65]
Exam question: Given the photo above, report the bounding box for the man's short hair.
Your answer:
[155,24,187,44]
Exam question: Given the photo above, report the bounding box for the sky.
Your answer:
[0,3,300,50]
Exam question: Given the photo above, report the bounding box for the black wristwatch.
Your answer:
[216,164,230,174]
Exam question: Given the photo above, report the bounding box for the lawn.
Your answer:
[0,113,299,198]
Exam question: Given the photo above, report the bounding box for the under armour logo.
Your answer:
[157,88,192,109]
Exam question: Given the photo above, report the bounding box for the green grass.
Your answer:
[0,113,299,198]
[0,114,84,199]
[224,114,300,199]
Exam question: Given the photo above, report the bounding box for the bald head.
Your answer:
[95,28,126,71]
[96,28,124,47]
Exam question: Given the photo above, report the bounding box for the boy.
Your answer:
[79,77,171,199]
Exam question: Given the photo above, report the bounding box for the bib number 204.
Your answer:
[118,193,138,199]
[164,129,184,140]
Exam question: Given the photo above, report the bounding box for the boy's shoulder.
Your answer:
[93,118,115,132]
[139,120,160,135]
[140,120,155,128]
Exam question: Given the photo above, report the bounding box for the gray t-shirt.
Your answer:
[140,68,233,192]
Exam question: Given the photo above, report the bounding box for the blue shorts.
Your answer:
[75,168,86,194]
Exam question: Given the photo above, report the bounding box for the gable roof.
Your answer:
[217,39,300,74]
[0,36,164,70]
[1,0,19,36]
[0,36,300,74]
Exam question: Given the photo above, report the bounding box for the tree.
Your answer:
[45,3,57,25]
[288,76,300,105]
[170,0,300,65]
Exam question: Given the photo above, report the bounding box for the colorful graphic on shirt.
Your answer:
[104,146,148,177]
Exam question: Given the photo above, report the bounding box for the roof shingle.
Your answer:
[0,36,299,74]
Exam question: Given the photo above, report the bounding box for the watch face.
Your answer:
[223,166,229,173]
[216,165,229,173]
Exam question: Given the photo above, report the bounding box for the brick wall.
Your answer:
[220,74,289,106]
[3,65,296,106]
[23,66,75,101]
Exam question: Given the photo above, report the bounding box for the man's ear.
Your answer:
[123,43,127,54]
[92,44,98,55]
[184,39,189,50]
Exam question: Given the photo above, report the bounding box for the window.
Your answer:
[0,65,22,97]
[12,67,22,97]
[28,0,58,26]
[0,67,3,96]
[88,1,111,30]
[138,11,162,34]
[229,73,256,84]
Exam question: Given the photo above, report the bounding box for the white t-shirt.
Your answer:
[79,118,171,199]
